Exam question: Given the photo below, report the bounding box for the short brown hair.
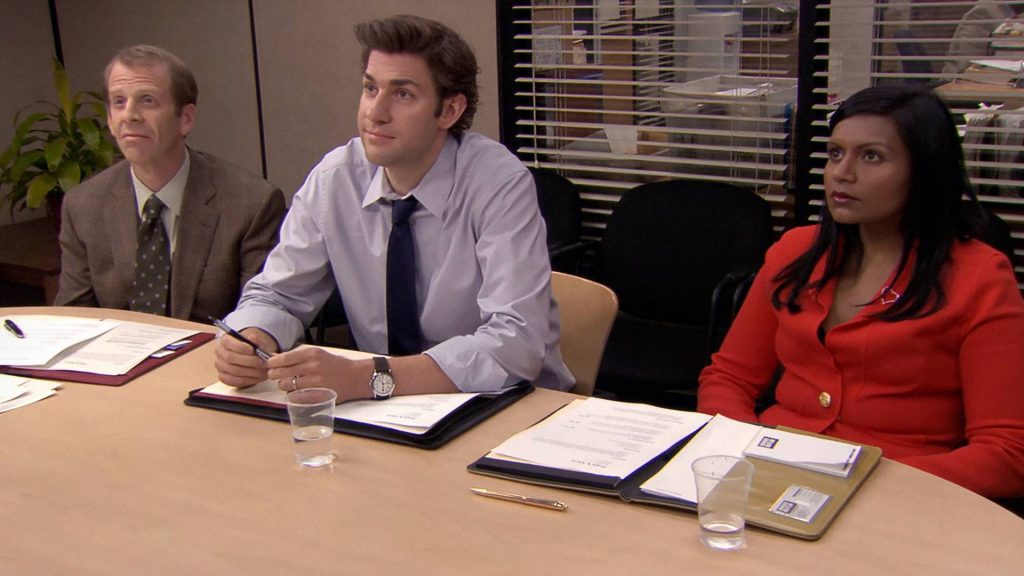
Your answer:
[104,45,198,114]
[355,15,479,137]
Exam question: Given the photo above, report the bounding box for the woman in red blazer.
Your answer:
[698,85,1024,499]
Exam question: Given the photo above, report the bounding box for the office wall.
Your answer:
[0,0,500,225]
[0,0,57,226]
[253,0,501,198]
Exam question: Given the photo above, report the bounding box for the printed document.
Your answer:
[640,414,760,503]
[488,397,711,480]
[39,322,199,375]
[0,316,120,366]
[640,414,864,502]
[198,380,479,435]
[0,374,61,414]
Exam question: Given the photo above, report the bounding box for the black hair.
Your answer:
[772,85,983,321]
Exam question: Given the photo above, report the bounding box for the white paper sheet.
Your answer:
[489,397,711,480]
[0,316,120,366]
[970,58,1024,72]
[639,414,761,503]
[39,322,199,375]
[0,374,61,414]
[744,428,861,478]
[197,380,479,435]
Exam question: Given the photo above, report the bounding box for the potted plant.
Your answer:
[0,57,117,223]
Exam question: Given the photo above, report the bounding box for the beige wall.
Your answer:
[0,0,57,226]
[0,0,500,224]
[253,0,500,198]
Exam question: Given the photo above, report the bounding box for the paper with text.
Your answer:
[640,414,761,503]
[198,380,479,434]
[744,428,861,478]
[0,374,61,414]
[488,397,711,480]
[39,322,199,375]
[0,316,120,366]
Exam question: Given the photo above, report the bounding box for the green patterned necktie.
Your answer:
[129,195,171,316]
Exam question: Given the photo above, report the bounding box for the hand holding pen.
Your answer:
[209,317,273,360]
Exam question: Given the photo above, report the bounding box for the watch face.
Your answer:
[372,372,395,397]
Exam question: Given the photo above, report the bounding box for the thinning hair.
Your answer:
[104,45,198,114]
[355,15,479,137]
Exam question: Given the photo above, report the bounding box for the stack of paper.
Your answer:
[744,428,861,478]
[0,374,60,414]
[0,316,199,376]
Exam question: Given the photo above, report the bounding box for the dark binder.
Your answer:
[1,332,215,386]
[185,383,533,450]
[468,407,882,540]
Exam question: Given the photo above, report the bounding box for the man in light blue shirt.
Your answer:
[215,15,573,400]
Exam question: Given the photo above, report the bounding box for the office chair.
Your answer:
[973,202,1016,265]
[593,179,773,410]
[529,166,594,273]
[550,271,618,396]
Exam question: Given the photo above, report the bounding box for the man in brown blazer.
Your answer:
[54,45,285,322]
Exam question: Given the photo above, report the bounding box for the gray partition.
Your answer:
[0,1,499,212]
[253,0,500,197]
[56,0,265,180]
[0,0,58,226]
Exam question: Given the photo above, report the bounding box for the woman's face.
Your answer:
[824,114,912,235]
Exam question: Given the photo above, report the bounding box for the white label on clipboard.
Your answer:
[769,485,831,523]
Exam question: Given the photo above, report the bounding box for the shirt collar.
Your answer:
[361,135,457,219]
[131,149,190,219]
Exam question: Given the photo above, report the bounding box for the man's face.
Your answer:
[358,51,464,192]
[106,61,194,172]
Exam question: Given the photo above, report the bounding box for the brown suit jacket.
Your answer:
[54,149,286,322]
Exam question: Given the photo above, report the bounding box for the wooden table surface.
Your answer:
[1,307,1021,576]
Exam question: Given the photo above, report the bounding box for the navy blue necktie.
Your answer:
[387,197,422,355]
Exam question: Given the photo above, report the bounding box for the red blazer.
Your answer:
[699,226,1024,499]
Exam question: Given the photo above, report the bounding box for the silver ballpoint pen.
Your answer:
[470,488,568,511]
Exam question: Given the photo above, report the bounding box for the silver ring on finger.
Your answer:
[291,375,299,391]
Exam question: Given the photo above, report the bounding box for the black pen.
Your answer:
[209,316,272,361]
[4,319,25,339]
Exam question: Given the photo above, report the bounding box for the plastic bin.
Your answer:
[661,75,796,180]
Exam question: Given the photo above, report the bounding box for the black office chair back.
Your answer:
[529,166,590,273]
[530,166,582,247]
[972,202,1015,264]
[598,179,773,325]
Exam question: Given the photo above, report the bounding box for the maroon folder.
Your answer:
[0,331,215,386]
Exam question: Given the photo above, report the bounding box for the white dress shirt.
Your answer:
[227,133,574,392]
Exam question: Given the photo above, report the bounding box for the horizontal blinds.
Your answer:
[814,0,1024,287]
[509,1,800,238]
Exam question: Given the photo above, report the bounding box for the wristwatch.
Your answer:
[369,356,396,400]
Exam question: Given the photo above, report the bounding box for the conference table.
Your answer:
[2,307,1021,575]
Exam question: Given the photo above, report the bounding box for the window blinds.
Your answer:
[503,1,800,238]
[813,0,1023,286]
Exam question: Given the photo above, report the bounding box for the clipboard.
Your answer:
[0,332,215,386]
[468,407,881,540]
[185,382,533,450]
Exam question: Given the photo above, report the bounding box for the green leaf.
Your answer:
[13,112,50,141]
[26,172,57,209]
[10,150,44,182]
[44,137,68,171]
[78,118,101,148]
[56,161,82,192]
[53,58,73,121]
[97,140,116,167]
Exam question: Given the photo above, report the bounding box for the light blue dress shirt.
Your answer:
[227,133,574,392]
